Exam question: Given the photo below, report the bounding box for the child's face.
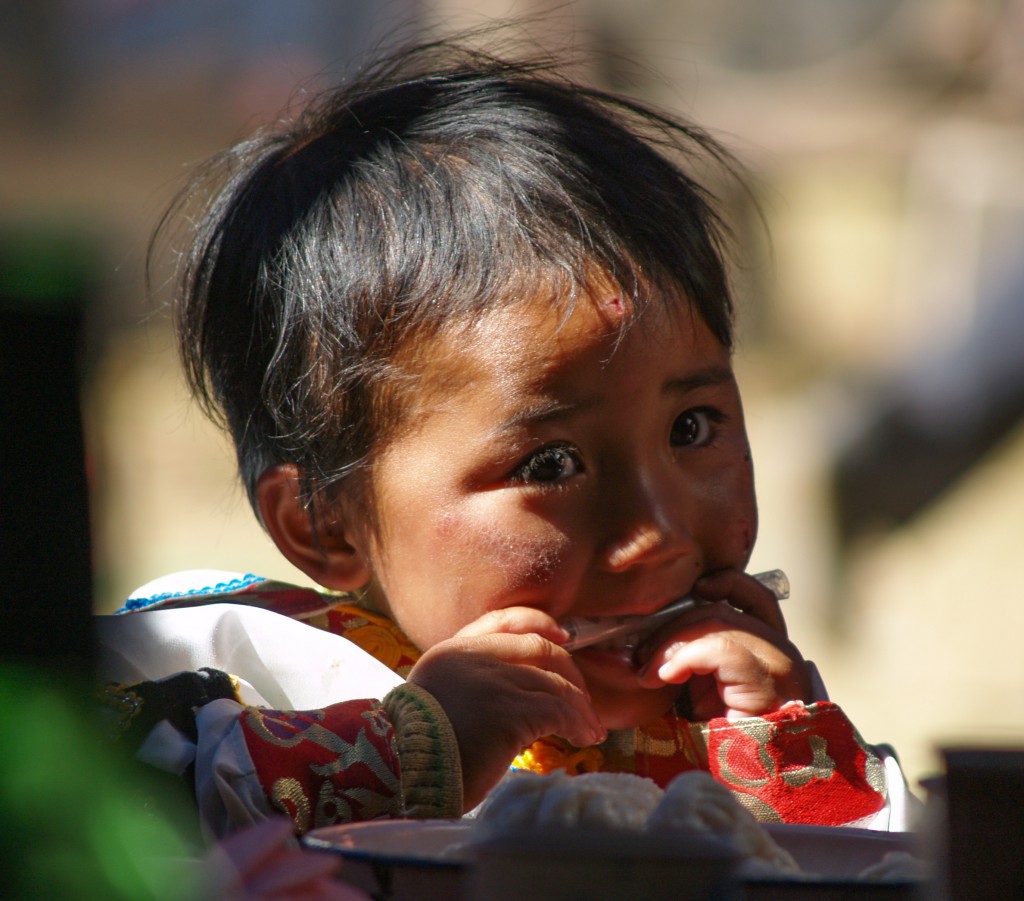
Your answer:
[357,289,757,729]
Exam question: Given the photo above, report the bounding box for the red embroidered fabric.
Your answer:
[231,603,423,831]
[126,581,887,828]
[702,702,886,825]
[247,595,887,826]
[512,702,886,826]
[239,701,403,832]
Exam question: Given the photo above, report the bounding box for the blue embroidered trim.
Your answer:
[115,573,266,614]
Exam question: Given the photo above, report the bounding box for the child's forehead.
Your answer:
[397,286,710,398]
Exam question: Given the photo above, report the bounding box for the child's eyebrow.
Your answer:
[663,366,737,396]
[494,398,598,435]
[493,366,737,436]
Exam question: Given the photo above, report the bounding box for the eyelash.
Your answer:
[670,407,725,448]
[509,407,725,486]
[510,442,584,486]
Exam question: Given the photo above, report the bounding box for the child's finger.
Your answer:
[410,636,605,744]
[452,662,606,808]
[638,628,769,689]
[639,635,716,687]
[638,623,811,713]
[640,635,778,710]
[693,570,787,636]
[453,631,590,691]
[502,665,607,749]
[454,606,569,644]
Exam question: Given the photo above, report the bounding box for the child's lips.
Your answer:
[562,570,790,655]
[560,594,695,655]
[586,628,643,652]
[572,637,646,674]
[577,631,664,675]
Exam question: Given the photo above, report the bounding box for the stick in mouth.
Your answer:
[560,569,790,653]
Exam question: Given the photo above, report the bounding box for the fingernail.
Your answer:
[653,643,686,680]
[657,660,679,681]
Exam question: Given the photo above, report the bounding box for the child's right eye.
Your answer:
[510,443,584,484]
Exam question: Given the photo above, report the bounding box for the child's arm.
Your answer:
[406,608,607,810]
[636,569,813,721]
[100,671,457,836]
[98,602,463,836]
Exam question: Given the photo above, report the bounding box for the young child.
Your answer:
[98,39,913,842]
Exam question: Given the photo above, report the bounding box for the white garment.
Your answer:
[96,602,404,710]
[97,601,406,840]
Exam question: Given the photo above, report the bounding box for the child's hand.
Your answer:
[406,607,606,811]
[637,570,811,722]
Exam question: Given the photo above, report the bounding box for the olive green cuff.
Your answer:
[382,683,463,819]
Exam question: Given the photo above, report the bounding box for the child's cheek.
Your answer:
[736,452,758,560]
[729,450,757,556]
[703,449,758,565]
[434,509,570,599]
[741,524,755,557]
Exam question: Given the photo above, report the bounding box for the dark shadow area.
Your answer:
[1,222,96,671]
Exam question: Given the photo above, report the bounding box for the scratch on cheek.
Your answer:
[741,527,753,555]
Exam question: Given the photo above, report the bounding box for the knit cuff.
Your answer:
[382,683,463,819]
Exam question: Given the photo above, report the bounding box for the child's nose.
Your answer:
[598,475,696,573]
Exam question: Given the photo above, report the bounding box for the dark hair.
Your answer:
[155,39,744,525]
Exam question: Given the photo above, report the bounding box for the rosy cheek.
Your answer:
[434,509,569,599]
[502,538,568,594]
[434,510,462,539]
[483,530,569,596]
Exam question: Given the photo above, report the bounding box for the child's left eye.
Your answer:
[670,408,720,447]
[511,443,584,484]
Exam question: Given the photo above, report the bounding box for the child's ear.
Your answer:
[256,464,372,592]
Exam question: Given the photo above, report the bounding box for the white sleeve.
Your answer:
[134,696,292,841]
[193,698,278,841]
[867,743,922,832]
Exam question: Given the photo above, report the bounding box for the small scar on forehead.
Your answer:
[600,294,626,318]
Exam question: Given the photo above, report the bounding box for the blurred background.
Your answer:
[3,0,1022,793]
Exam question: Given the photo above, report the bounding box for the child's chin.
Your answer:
[590,684,683,732]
